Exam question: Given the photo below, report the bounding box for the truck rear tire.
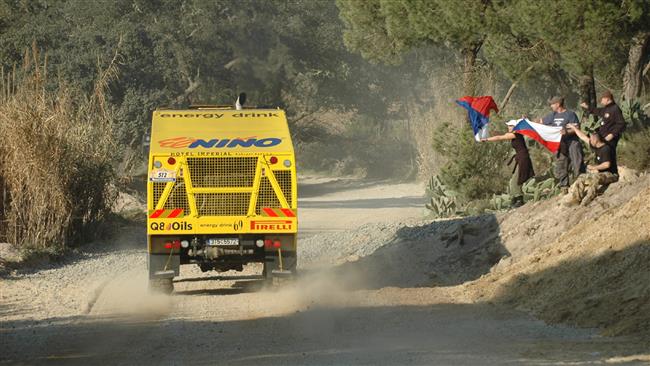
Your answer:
[149,278,174,294]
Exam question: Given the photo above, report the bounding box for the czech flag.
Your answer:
[512,118,562,153]
[456,96,499,141]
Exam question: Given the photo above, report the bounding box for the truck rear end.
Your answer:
[147,108,297,292]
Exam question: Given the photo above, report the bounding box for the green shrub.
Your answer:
[620,99,649,131]
[618,128,650,172]
[617,99,650,172]
[433,123,511,201]
[297,114,416,179]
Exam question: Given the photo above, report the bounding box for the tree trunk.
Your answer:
[579,65,597,109]
[459,41,483,129]
[579,65,597,124]
[622,31,650,101]
[499,64,535,112]
[461,42,482,97]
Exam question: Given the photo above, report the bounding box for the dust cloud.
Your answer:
[86,272,172,319]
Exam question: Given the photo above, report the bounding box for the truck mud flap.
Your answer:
[264,250,297,279]
[148,253,180,279]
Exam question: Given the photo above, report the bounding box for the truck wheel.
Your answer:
[149,278,174,294]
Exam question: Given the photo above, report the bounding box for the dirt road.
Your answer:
[1,177,648,365]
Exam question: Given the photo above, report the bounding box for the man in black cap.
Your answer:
[536,96,583,191]
[580,90,626,175]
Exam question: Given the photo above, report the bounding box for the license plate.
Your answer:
[206,238,239,246]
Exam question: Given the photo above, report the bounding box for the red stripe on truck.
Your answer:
[263,208,278,217]
[167,208,183,218]
[280,208,295,217]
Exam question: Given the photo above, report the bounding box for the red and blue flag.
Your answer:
[455,96,499,141]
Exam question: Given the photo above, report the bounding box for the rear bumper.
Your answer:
[147,233,296,254]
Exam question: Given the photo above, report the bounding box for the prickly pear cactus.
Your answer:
[522,177,560,202]
[489,177,559,211]
[425,176,461,218]
[620,99,650,130]
[490,193,512,210]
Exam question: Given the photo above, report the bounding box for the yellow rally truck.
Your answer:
[147,107,297,292]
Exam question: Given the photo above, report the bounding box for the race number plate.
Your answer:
[149,169,176,182]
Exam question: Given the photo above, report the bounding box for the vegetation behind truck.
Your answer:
[147,107,297,292]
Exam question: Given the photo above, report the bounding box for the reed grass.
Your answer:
[0,44,117,254]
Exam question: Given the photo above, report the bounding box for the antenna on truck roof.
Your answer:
[235,92,247,110]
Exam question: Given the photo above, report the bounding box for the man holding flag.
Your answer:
[536,96,584,191]
[482,116,566,207]
[481,119,535,207]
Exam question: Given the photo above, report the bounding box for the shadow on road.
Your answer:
[323,213,509,290]
[173,275,264,283]
[299,196,423,209]
[2,303,645,366]
[174,278,267,296]
[173,287,252,296]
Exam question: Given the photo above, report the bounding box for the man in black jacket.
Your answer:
[580,90,626,175]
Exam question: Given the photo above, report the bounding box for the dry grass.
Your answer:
[0,44,117,255]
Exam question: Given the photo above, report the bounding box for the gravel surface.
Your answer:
[1,177,649,365]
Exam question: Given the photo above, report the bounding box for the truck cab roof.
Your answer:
[150,109,293,155]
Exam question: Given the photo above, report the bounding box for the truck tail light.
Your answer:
[164,240,181,249]
[269,156,278,164]
[167,157,176,165]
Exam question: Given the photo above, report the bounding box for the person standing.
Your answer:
[482,120,535,207]
[536,96,583,191]
[580,90,625,175]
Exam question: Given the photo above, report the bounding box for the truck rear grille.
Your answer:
[167,182,190,212]
[153,181,191,212]
[186,157,257,188]
[275,170,293,207]
[152,182,165,206]
[196,193,250,216]
[254,171,292,215]
[256,177,281,214]
[151,157,293,217]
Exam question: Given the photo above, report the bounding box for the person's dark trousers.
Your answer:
[555,140,584,187]
[607,136,620,174]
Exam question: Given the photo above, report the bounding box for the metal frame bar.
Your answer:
[180,158,199,217]
[190,187,254,194]
[151,154,291,216]
[247,157,264,216]
[262,158,290,209]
